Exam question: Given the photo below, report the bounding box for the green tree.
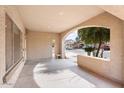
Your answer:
[78,27,110,57]
[84,45,95,56]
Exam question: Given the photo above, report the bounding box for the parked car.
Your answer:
[103,45,110,51]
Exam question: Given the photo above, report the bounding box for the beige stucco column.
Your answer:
[122,22,124,83]
[0,6,6,84]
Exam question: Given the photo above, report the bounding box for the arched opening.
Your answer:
[64,31,79,61]
[62,26,110,61]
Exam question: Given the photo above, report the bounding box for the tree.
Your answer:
[84,45,95,56]
[78,27,110,57]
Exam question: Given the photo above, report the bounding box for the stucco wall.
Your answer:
[122,22,124,84]
[5,6,26,60]
[0,6,26,84]
[0,6,6,84]
[27,31,60,60]
[60,12,124,83]
[77,55,119,82]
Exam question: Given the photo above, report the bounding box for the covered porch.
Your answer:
[0,6,124,88]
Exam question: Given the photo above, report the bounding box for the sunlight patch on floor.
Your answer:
[33,62,96,88]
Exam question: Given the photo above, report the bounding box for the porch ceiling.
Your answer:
[17,6,104,33]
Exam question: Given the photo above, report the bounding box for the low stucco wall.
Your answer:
[77,55,123,84]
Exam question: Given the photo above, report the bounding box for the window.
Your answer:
[5,14,23,71]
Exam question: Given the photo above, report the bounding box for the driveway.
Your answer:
[65,49,110,61]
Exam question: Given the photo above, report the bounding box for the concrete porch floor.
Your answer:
[14,58,122,88]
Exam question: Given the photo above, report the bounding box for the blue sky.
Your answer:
[65,31,78,41]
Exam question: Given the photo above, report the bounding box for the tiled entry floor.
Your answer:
[14,59,122,88]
